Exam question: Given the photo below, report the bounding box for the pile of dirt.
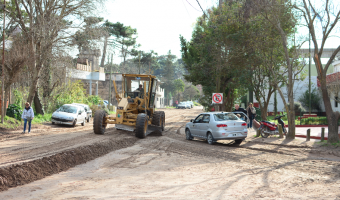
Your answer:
[0,137,138,192]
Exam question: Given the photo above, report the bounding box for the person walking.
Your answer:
[21,102,34,134]
[246,103,256,129]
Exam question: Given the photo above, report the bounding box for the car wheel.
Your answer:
[81,119,85,126]
[234,139,243,145]
[52,122,55,125]
[87,117,90,123]
[72,119,77,127]
[185,129,193,140]
[207,133,214,145]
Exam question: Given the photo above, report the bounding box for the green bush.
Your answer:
[286,102,306,113]
[6,104,23,120]
[298,87,322,111]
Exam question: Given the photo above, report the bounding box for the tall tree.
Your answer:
[293,0,340,143]
[180,3,251,111]
[10,0,102,113]
[257,0,305,139]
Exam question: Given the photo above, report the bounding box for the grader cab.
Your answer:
[93,74,165,138]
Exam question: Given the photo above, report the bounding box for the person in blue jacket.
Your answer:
[21,102,34,134]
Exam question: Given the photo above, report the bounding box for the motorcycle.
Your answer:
[258,115,287,138]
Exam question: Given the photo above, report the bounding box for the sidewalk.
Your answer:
[294,127,340,140]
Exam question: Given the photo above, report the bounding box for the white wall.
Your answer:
[262,76,319,112]
[155,85,165,108]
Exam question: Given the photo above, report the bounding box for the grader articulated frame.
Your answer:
[93,74,165,138]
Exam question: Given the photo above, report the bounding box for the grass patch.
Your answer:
[0,116,22,129]
[32,113,52,124]
[109,111,116,115]
[193,102,201,106]
[166,106,176,109]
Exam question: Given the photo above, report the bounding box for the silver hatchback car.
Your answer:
[51,104,87,127]
[185,112,248,145]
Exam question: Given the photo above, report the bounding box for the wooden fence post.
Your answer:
[306,129,310,141]
[278,124,283,138]
[321,127,325,142]
[256,129,261,137]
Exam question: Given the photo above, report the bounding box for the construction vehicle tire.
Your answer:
[161,111,165,131]
[93,110,107,135]
[135,113,148,138]
[152,111,162,126]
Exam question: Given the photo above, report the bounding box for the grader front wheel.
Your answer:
[152,111,165,136]
[135,113,148,138]
[93,110,107,135]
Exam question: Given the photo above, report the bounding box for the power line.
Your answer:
[195,0,207,17]
[182,0,192,19]
[185,0,201,12]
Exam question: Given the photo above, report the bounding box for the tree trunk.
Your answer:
[34,89,44,115]
[320,76,340,143]
[100,36,108,68]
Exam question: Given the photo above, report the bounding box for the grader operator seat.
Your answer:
[93,74,165,139]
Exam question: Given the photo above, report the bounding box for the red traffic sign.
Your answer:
[212,93,223,104]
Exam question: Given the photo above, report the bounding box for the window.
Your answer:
[202,115,210,123]
[336,97,338,107]
[194,115,204,123]
[214,113,239,121]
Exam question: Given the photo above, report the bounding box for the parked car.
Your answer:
[185,112,248,145]
[72,103,92,122]
[177,102,191,109]
[51,104,87,127]
[103,100,113,106]
[185,101,194,108]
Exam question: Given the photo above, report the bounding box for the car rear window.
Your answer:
[214,113,239,121]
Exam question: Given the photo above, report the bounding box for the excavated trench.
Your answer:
[0,137,139,191]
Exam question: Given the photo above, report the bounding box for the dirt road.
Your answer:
[1,107,340,199]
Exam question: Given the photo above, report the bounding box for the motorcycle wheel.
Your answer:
[261,127,270,138]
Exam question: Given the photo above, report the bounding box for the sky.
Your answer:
[101,0,217,64]
[99,0,340,65]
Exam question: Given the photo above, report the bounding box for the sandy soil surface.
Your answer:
[1,107,340,199]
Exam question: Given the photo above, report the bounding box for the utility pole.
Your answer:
[109,54,113,111]
[308,4,311,115]
[1,0,6,124]
[138,51,141,74]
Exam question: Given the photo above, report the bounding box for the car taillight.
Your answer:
[216,124,227,127]
[242,123,247,126]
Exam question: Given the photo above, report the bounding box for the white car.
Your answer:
[51,104,87,127]
[185,112,248,145]
[72,103,92,122]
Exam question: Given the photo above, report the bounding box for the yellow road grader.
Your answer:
[93,74,165,138]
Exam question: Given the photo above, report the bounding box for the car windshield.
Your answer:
[58,105,78,114]
[214,113,239,121]
[179,103,186,105]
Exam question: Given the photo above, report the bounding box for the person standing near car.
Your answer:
[246,103,256,129]
[21,102,34,134]
[233,104,247,121]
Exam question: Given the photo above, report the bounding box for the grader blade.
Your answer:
[115,124,162,135]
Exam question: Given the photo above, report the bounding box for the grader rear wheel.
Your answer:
[135,113,148,138]
[93,110,107,135]
[152,111,165,135]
